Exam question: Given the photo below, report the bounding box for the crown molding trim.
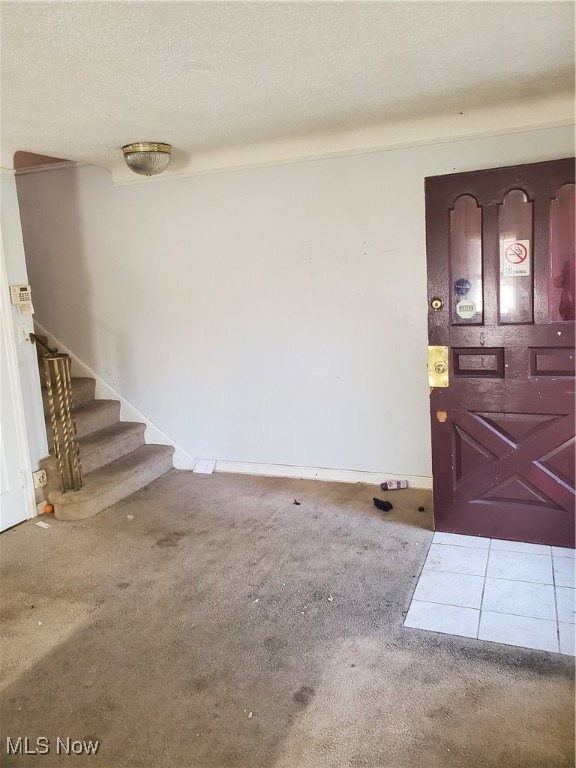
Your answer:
[110,117,575,187]
[6,103,574,185]
[13,161,88,176]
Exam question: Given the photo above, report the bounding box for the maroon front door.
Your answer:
[426,158,575,547]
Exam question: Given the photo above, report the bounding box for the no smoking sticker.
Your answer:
[501,239,531,277]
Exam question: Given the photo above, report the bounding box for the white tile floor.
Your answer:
[405,532,576,655]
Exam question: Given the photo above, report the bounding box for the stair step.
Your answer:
[40,422,146,489]
[45,399,120,449]
[41,377,96,416]
[48,445,175,521]
[78,421,147,474]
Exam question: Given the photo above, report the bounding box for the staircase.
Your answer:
[38,350,174,521]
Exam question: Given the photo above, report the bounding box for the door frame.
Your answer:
[0,239,37,526]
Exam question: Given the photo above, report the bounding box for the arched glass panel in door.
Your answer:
[498,189,533,324]
[550,183,575,322]
[450,194,483,325]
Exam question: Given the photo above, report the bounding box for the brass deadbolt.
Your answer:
[428,346,449,387]
[431,298,443,311]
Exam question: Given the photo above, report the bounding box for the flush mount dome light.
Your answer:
[122,142,172,176]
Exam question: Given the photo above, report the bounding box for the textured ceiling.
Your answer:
[1,1,574,180]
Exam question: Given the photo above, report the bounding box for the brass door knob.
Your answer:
[434,361,448,374]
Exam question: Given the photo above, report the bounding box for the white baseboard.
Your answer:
[33,322,196,469]
[33,322,433,488]
[214,460,432,489]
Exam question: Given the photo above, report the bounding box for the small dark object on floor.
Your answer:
[293,499,301,505]
[418,506,425,512]
[373,498,393,512]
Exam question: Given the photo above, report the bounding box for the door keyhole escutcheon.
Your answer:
[431,298,443,311]
[434,361,448,374]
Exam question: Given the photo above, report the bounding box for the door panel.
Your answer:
[426,158,575,547]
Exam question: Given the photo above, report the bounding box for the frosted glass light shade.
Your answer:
[122,142,171,176]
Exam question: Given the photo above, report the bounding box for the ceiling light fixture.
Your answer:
[122,142,172,176]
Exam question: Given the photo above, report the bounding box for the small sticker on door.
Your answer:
[501,239,530,277]
[456,299,476,319]
[454,278,471,297]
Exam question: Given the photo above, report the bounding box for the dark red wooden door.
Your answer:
[426,158,575,547]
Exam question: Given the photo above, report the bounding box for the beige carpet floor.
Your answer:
[1,470,574,767]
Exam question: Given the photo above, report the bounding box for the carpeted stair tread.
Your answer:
[40,421,146,485]
[41,377,95,415]
[45,399,120,448]
[78,421,147,471]
[48,444,175,521]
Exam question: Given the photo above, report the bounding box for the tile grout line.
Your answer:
[476,539,492,639]
[488,547,552,556]
[422,566,554,586]
[435,539,558,555]
[435,535,575,558]
[551,550,561,652]
[436,539,576,559]
[411,597,557,622]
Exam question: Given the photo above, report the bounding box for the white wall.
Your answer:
[15,126,574,483]
[1,169,48,471]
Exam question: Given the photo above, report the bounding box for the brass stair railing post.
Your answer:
[62,354,83,490]
[32,334,83,493]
